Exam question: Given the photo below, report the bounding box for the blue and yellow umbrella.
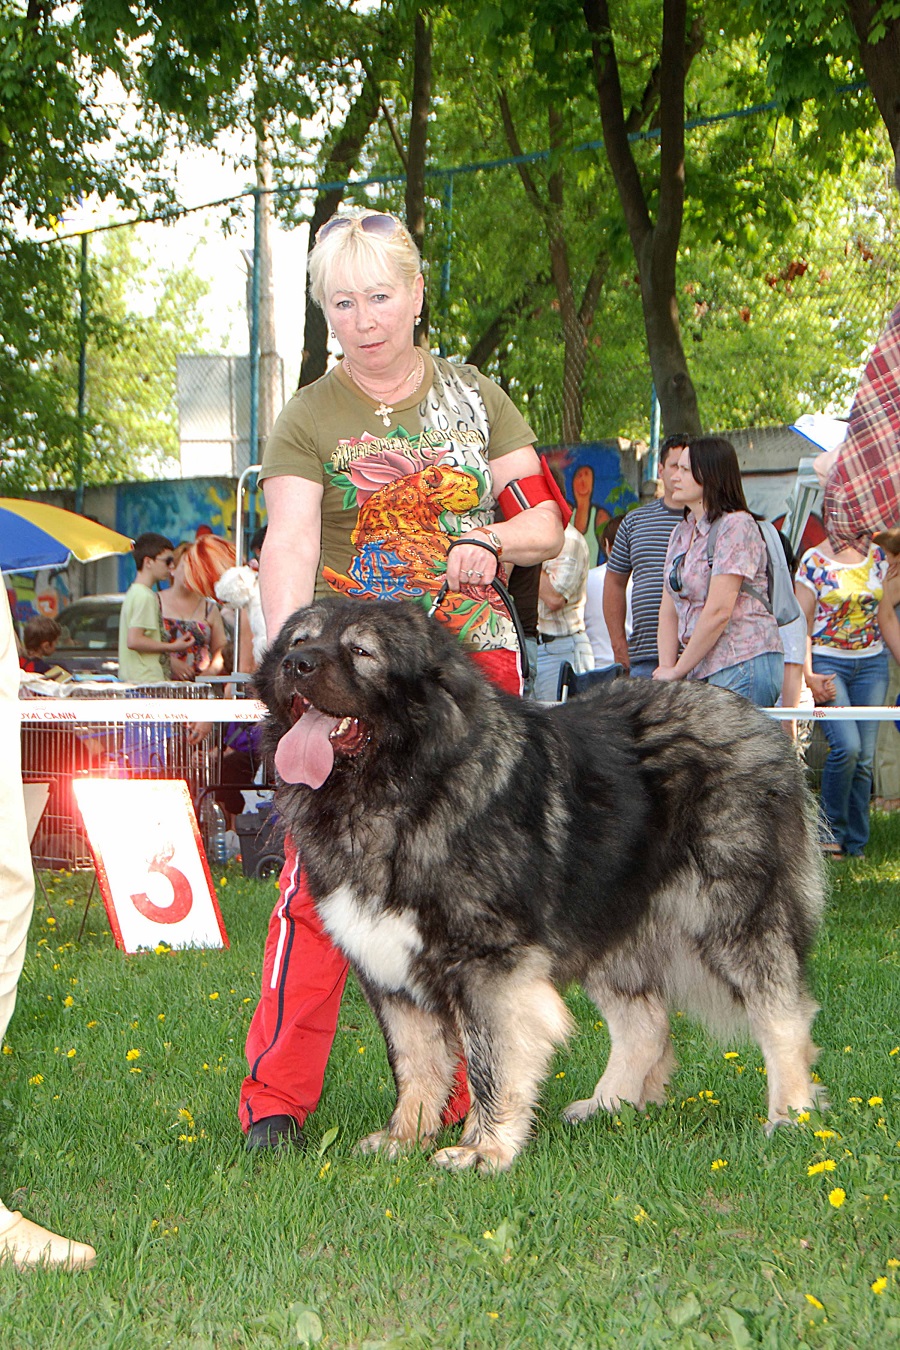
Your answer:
[0,498,133,573]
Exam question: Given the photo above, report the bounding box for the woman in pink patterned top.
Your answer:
[655,437,783,706]
[795,533,900,858]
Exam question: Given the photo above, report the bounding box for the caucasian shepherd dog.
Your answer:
[257,594,827,1173]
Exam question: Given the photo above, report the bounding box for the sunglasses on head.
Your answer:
[315,212,405,245]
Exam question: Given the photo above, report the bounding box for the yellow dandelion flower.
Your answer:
[890,1047,899,1056]
[849,1096,862,1103]
[66,1048,76,1058]
[632,1207,649,1224]
[154,943,170,955]
[555,1071,565,1079]
[178,1108,193,1121]
[63,995,74,1008]
[828,1188,846,1208]
[868,1096,883,1106]
[887,1259,900,1269]
[384,1210,393,1219]
[28,1074,43,1085]
[796,1111,811,1124]
[46,917,56,927]
[219,877,227,887]
[209,992,219,1000]
[871,1277,887,1295]
[843,1046,852,1053]
[711,1159,728,1171]
[130,1020,139,1029]
[357,1046,365,1054]
[593,1020,604,1030]
[158,1013,165,1022]
[807,1160,836,1175]
[129,1066,142,1074]
[483,1230,495,1240]
[318,1161,331,1178]
[487,1312,499,1320]
[125,1048,140,1061]
[86,1020,97,1028]
[723,1051,739,1059]
[813,1129,836,1141]
[2,1045,12,1056]
[804,1294,824,1310]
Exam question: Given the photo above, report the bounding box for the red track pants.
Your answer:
[239,645,522,1132]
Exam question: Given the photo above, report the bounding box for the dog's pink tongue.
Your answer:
[275,709,341,788]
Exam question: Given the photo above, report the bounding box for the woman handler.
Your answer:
[240,208,563,1150]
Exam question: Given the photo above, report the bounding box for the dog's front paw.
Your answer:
[561,1096,602,1124]
[432,1143,514,1174]
[356,1130,418,1159]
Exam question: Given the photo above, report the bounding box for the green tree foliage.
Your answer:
[0,229,211,492]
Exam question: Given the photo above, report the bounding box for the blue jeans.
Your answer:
[703,651,784,708]
[629,659,658,679]
[812,649,889,855]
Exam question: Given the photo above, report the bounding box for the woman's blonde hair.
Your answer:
[308,209,422,311]
[182,534,236,598]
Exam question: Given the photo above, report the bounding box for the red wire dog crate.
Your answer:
[20,683,225,871]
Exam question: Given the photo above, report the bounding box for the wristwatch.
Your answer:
[471,528,503,557]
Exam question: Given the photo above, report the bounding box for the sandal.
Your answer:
[821,842,845,859]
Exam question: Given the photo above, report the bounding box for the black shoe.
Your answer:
[246,1114,307,1152]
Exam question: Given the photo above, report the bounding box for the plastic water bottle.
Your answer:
[202,798,228,865]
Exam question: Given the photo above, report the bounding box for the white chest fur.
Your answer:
[316,884,423,993]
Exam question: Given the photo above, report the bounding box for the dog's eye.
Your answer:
[350,645,373,659]
[290,635,307,647]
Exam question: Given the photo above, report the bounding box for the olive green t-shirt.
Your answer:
[260,353,536,594]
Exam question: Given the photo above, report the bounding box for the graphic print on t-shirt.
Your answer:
[321,425,515,651]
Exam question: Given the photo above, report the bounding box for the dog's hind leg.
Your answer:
[562,976,674,1123]
[432,958,574,1174]
[745,993,824,1133]
[356,994,460,1159]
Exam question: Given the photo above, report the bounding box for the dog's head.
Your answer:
[256,595,484,789]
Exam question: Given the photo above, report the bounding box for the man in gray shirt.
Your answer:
[603,435,687,677]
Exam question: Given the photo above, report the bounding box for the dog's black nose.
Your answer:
[283,652,315,675]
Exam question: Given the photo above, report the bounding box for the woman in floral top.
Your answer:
[796,533,900,858]
[655,437,783,706]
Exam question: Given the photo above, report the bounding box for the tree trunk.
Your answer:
[498,93,608,442]
[405,11,432,343]
[845,0,900,180]
[298,77,383,387]
[582,0,703,436]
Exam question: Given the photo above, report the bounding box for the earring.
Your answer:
[415,315,422,326]
[329,329,335,339]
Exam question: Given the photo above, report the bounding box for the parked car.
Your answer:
[54,594,124,677]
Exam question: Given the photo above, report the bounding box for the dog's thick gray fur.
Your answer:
[256,594,827,1172]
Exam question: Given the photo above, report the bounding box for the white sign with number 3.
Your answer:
[73,779,229,953]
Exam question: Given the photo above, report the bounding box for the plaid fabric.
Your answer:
[824,301,900,547]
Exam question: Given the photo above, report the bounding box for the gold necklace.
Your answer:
[344,350,424,427]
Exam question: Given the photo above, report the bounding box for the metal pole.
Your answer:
[231,463,262,675]
[76,233,89,514]
[648,382,661,483]
[248,189,261,499]
[439,174,453,358]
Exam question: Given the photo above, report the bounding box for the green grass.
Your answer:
[1,817,899,1349]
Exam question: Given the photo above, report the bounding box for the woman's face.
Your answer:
[326,267,424,379]
[572,464,593,503]
[670,449,704,511]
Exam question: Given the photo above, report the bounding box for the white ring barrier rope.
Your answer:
[15,699,899,723]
